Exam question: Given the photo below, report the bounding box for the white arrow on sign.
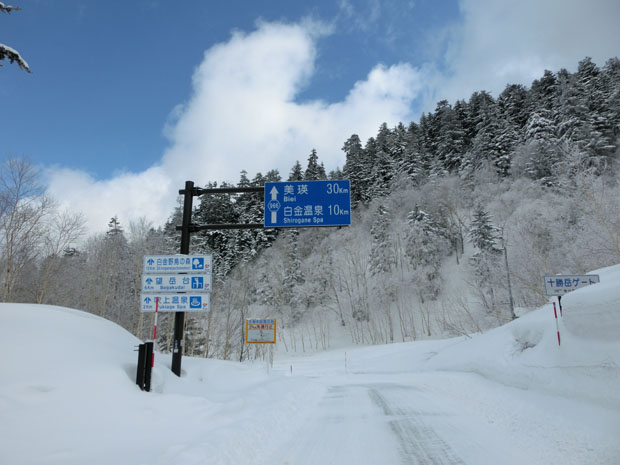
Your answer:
[270,186,279,224]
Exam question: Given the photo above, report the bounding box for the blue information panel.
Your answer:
[140,293,211,312]
[264,180,351,228]
[142,273,212,293]
[143,254,212,274]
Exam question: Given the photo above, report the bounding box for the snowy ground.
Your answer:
[1,265,619,465]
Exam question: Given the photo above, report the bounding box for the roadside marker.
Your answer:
[152,297,159,367]
[553,302,561,346]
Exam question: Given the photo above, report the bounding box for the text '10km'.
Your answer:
[264,179,351,228]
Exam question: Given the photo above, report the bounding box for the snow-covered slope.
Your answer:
[1,264,619,464]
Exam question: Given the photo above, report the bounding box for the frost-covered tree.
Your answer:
[288,161,304,182]
[433,100,466,173]
[342,134,367,206]
[405,206,449,301]
[468,205,500,253]
[369,204,394,275]
[520,110,562,186]
[282,229,304,321]
[468,204,503,314]
[304,149,326,181]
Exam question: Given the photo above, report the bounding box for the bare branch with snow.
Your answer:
[0,43,30,72]
[0,3,21,14]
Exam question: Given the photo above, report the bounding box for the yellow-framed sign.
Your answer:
[245,319,276,344]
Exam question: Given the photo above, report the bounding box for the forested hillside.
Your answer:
[2,57,619,361]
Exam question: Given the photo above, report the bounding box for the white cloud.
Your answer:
[46,1,620,235]
[433,0,620,104]
[45,165,173,234]
[46,20,422,234]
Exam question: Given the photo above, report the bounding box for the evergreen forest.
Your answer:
[2,57,620,361]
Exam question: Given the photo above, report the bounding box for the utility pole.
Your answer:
[500,232,516,320]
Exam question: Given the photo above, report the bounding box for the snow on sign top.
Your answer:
[143,254,212,274]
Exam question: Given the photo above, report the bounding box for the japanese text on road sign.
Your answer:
[143,254,212,273]
[245,319,277,344]
[140,293,211,312]
[543,274,600,296]
[264,180,351,228]
[141,273,212,293]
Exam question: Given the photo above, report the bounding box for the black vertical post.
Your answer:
[144,341,154,391]
[136,343,146,389]
[172,180,194,377]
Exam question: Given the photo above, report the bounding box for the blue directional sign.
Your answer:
[140,293,211,312]
[264,180,351,228]
[143,254,212,273]
[141,273,212,293]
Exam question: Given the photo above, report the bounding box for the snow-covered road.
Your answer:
[270,378,472,465]
[267,351,619,465]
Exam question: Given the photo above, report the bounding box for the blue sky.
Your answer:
[2,0,619,233]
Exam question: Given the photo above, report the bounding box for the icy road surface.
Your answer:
[267,349,619,465]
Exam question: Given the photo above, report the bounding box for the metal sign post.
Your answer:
[172,180,194,376]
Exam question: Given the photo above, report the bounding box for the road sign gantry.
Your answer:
[164,179,352,377]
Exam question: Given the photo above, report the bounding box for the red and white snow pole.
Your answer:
[553,302,561,346]
[151,297,159,367]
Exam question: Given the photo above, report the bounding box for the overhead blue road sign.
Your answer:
[140,293,211,312]
[264,180,351,228]
[143,254,212,274]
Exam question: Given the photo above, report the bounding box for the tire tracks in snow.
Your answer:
[368,384,466,465]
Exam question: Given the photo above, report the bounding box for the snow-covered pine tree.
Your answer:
[342,134,367,207]
[521,110,562,186]
[303,149,326,181]
[288,161,304,181]
[468,206,500,253]
[405,206,450,301]
[468,204,503,313]
[433,100,466,173]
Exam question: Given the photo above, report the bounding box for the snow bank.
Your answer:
[0,263,618,465]
[562,263,620,341]
[0,304,324,465]
[335,264,620,409]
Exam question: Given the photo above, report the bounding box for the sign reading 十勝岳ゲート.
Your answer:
[543,274,600,296]
[264,180,351,228]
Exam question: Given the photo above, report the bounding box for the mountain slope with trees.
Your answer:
[1,57,619,361]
